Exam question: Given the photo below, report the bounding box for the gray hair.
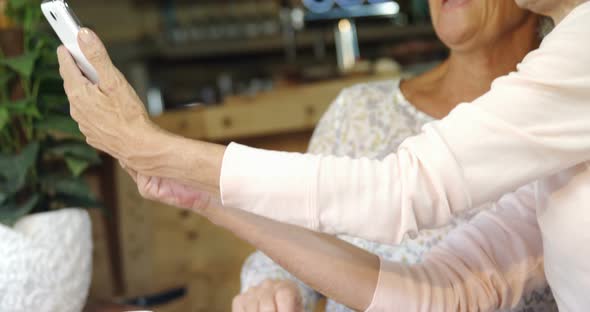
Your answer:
[539,16,555,38]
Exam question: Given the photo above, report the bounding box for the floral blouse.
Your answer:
[240,79,557,312]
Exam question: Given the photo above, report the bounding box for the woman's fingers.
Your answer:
[242,293,259,312]
[232,280,302,312]
[232,295,246,312]
[57,44,102,131]
[136,174,158,201]
[233,288,264,312]
[258,281,278,312]
[77,28,122,94]
[57,45,90,93]
[274,281,302,312]
[57,28,157,176]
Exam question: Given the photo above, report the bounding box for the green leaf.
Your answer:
[5,0,31,25]
[0,52,38,77]
[41,175,95,199]
[38,37,60,66]
[0,142,39,195]
[46,141,101,164]
[65,156,90,177]
[21,105,41,119]
[4,98,41,118]
[0,107,8,131]
[23,4,36,33]
[35,114,83,138]
[55,177,93,198]
[0,192,6,206]
[8,0,27,10]
[0,71,15,87]
[0,194,40,226]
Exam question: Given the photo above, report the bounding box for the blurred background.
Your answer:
[2,0,447,311]
[73,0,445,112]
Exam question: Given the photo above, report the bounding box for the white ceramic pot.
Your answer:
[0,209,92,312]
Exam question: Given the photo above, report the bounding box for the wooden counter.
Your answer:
[153,75,390,141]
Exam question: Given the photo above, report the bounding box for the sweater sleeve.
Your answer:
[365,184,546,312]
[220,2,590,244]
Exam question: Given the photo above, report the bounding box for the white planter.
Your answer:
[0,209,92,312]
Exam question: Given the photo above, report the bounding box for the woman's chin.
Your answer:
[433,3,480,48]
[442,0,471,11]
[435,24,476,49]
[513,0,534,10]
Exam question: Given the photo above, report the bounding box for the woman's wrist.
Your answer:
[128,122,225,195]
[122,119,171,168]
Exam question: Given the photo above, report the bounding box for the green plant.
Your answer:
[0,0,101,225]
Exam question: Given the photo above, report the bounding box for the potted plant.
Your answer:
[0,0,100,311]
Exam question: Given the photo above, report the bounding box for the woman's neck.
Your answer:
[401,15,539,119]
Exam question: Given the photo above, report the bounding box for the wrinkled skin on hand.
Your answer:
[57,28,156,165]
[58,28,218,213]
[232,279,304,312]
[119,161,217,214]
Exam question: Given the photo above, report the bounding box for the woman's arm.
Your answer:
[207,183,546,312]
[206,204,381,311]
[60,2,590,245]
[117,163,378,310]
[146,4,590,245]
[218,3,590,243]
[367,184,546,311]
[118,155,545,311]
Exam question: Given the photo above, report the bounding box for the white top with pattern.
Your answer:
[240,79,556,312]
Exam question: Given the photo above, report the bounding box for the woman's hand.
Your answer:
[119,161,218,214]
[57,28,157,164]
[232,279,304,312]
[58,28,225,193]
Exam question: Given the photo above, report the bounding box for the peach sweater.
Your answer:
[220,2,590,311]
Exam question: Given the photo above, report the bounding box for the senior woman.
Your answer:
[236,1,556,311]
[58,0,590,311]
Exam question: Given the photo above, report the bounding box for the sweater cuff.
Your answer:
[365,257,419,312]
[220,142,321,230]
[364,256,385,312]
